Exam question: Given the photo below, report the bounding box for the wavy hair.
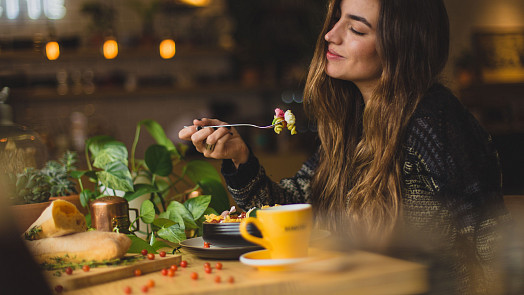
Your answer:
[304,0,449,246]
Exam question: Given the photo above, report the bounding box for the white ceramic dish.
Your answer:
[239,249,310,271]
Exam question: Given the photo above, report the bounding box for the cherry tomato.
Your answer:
[170,264,178,271]
[134,269,142,276]
[190,272,198,280]
[141,285,149,293]
[147,279,155,288]
[65,267,73,275]
[203,242,210,248]
[168,269,175,277]
[141,249,148,256]
[147,253,155,260]
[180,260,188,268]
[159,251,166,257]
[123,286,132,294]
[204,267,212,274]
[54,285,64,293]
[214,275,221,283]
[215,262,223,270]
[161,268,168,276]
[82,265,90,272]
[228,276,235,283]
[203,262,211,268]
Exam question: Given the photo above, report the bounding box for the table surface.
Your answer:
[60,247,428,295]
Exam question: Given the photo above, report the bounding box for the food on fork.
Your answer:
[272,108,297,135]
[284,110,297,135]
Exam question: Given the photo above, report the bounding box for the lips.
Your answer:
[326,48,344,59]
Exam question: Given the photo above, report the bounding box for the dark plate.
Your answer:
[202,222,262,248]
[180,237,263,260]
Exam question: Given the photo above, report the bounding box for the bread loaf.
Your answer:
[26,230,132,263]
[24,199,87,240]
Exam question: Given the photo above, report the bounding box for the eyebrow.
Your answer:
[346,14,372,29]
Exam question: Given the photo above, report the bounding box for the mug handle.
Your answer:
[240,217,272,250]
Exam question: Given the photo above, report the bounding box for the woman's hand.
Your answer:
[178,118,249,168]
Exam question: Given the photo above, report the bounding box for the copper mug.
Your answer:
[90,196,139,234]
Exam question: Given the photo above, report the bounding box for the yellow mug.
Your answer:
[240,204,313,259]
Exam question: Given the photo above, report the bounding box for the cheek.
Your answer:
[357,42,382,74]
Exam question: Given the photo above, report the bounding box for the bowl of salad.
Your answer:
[203,206,262,248]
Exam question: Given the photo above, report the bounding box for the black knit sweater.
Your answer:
[221,84,510,294]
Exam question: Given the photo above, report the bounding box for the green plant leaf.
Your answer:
[80,189,96,208]
[157,224,187,243]
[124,184,157,202]
[149,234,157,246]
[159,211,185,230]
[166,201,198,229]
[152,240,171,251]
[145,144,172,177]
[86,135,115,158]
[155,178,169,195]
[199,178,230,214]
[126,235,156,254]
[93,143,128,169]
[184,195,211,221]
[138,120,179,156]
[184,160,222,183]
[152,218,176,228]
[70,170,87,179]
[140,200,156,224]
[96,161,134,192]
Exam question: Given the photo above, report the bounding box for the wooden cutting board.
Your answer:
[45,253,182,291]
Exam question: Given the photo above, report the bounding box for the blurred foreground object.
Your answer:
[0,174,52,294]
[0,87,48,175]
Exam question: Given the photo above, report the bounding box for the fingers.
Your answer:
[178,118,221,141]
[203,132,233,157]
[179,118,236,158]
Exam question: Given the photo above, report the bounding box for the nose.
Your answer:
[325,22,342,44]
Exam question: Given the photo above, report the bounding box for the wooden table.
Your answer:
[61,248,427,295]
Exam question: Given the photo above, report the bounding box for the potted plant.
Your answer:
[9,151,84,233]
[75,119,230,253]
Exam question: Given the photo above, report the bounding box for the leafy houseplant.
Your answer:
[75,119,230,253]
[9,151,79,205]
[8,151,82,233]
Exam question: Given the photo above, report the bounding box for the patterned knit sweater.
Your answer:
[221,84,510,294]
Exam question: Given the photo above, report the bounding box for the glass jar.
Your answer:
[0,87,47,175]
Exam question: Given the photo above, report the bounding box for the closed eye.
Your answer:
[350,27,365,36]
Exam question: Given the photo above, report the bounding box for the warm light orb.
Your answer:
[45,41,60,60]
[159,39,176,59]
[178,0,211,7]
[103,39,119,59]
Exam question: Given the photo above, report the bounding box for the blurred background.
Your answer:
[0,0,524,193]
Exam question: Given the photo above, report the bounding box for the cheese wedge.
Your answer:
[24,199,87,240]
[26,230,132,263]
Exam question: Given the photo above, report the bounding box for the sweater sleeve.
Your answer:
[221,150,319,211]
[403,86,511,293]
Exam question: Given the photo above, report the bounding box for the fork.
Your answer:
[184,123,281,130]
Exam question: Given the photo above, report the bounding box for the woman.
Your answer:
[179,0,509,293]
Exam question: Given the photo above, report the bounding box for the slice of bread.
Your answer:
[24,199,87,240]
[26,230,132,263]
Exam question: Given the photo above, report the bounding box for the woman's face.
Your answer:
[325,0,382,91]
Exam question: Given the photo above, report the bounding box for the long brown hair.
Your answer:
[304,0,449,246]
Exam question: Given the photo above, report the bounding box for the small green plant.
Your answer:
[10,168,50,204]
[75,119,230,253]
[41,151,78,198]
[8,151,79,205]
